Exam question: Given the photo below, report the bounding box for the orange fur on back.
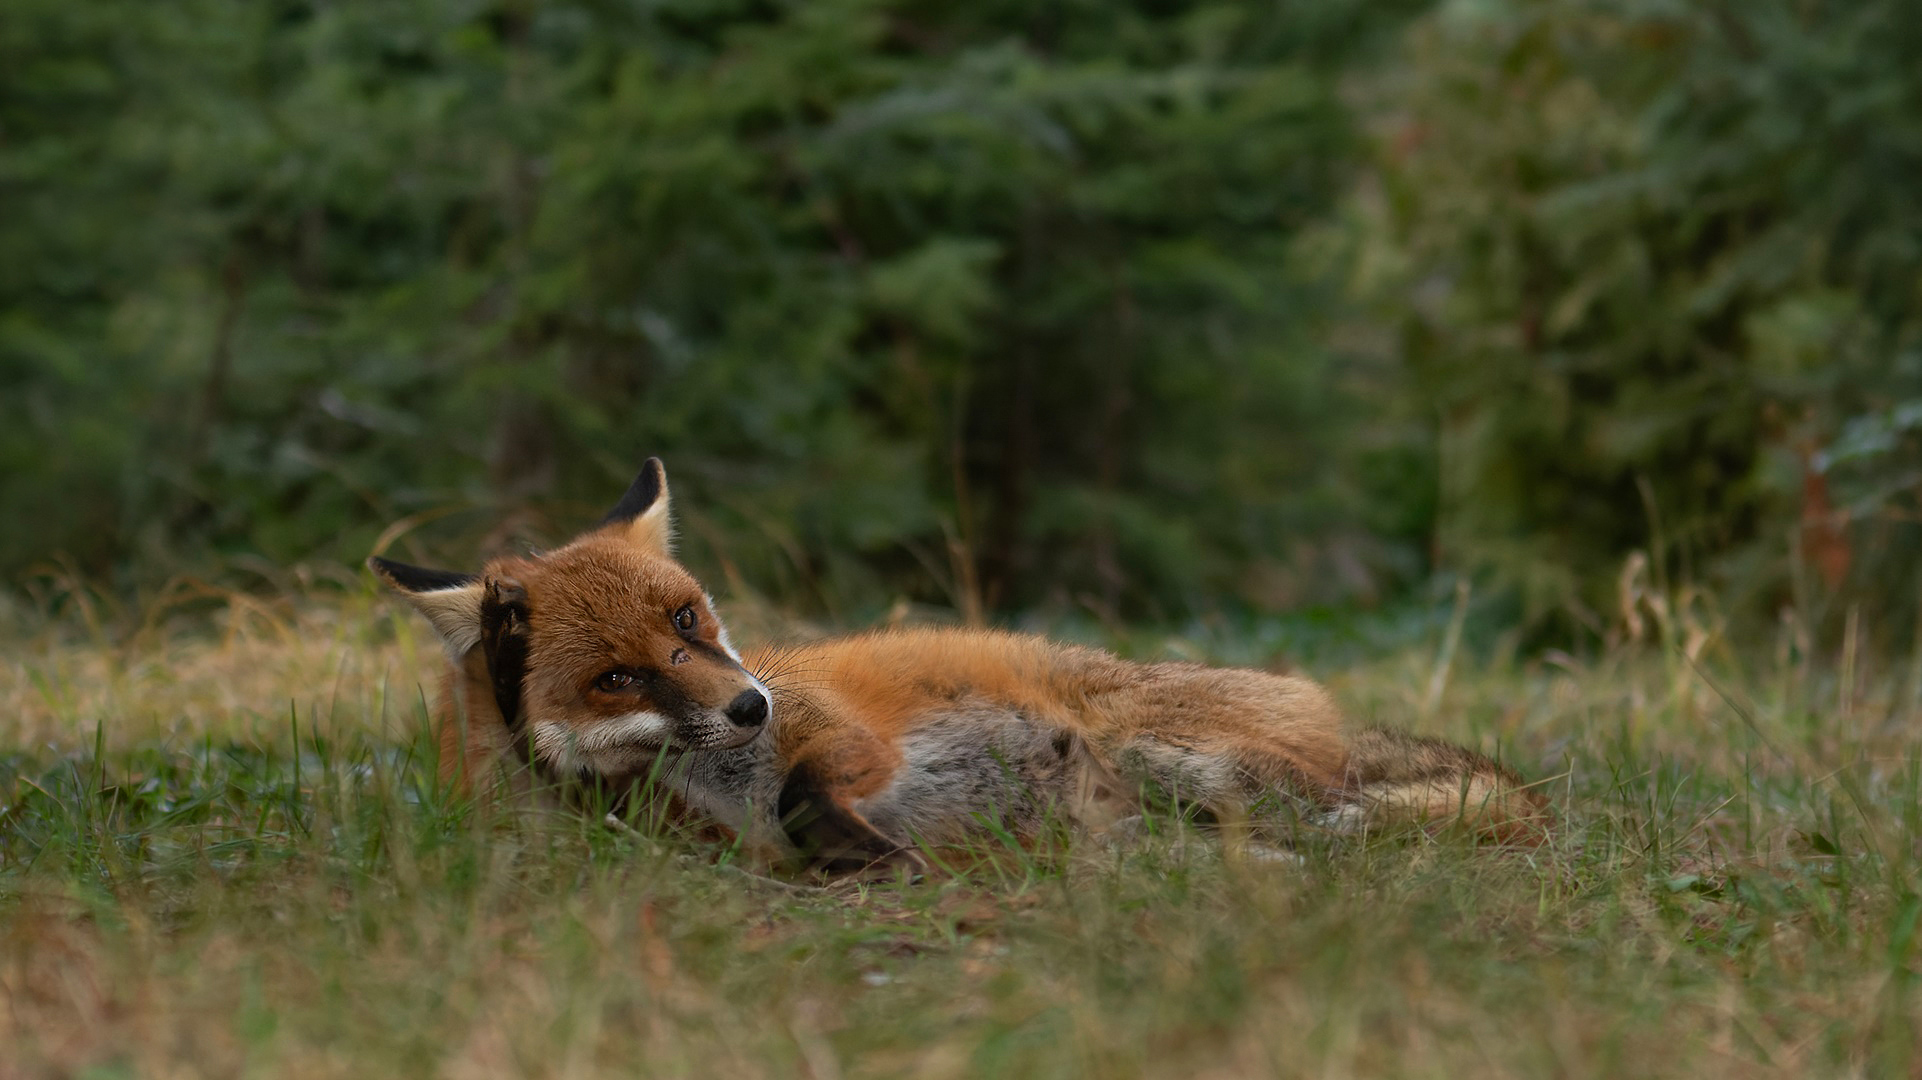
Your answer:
[751,627,1352,797]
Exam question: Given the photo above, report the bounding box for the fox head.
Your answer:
[369,459,771,778]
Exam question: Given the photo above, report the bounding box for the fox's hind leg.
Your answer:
[1112,736,1333,825]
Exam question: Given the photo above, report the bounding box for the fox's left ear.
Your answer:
[368,556,485,657]
[600,457,674,557]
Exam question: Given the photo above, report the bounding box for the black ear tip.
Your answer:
[602,456,670,525]
[638,456,668,494]
[368,554,477,593]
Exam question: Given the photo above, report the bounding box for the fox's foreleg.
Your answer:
[767,695,927,874]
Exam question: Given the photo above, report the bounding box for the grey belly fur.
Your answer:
[853,704,1080,845]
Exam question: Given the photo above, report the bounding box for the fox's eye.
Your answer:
[673,605,697,633]
[593,671,634,693]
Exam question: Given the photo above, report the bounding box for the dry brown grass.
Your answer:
[4,585,1921,1078]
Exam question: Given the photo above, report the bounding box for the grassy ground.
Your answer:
[4,584,1921,1078]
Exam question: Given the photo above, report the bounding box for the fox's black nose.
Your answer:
[724,689,769,729]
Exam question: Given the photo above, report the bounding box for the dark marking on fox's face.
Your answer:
[479,577,531,732]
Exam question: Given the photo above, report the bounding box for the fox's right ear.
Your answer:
[368,556,485,656]
[599,456,674,557]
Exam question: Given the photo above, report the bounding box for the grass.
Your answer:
[4,584,1921,1078]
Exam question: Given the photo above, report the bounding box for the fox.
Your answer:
[371,459,1550,872]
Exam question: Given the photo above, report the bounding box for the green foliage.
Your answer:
[2,0,1424,617]
[1365,0,1922,636]
[7,0,1921,634]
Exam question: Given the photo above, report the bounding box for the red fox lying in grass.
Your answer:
[372,459,1549,872]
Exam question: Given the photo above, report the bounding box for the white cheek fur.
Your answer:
[530,711,672,772]
[579,710,673,751]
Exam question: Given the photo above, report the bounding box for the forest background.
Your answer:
[5,0,1920,654]
[11,4,1922,1075]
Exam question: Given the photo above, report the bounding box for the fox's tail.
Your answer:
[1327,727,1552,843]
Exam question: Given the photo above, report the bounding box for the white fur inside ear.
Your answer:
[624,497,675,556]
[406,583,484,658]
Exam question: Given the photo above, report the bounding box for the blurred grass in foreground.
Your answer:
[4,582,1922,1078]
